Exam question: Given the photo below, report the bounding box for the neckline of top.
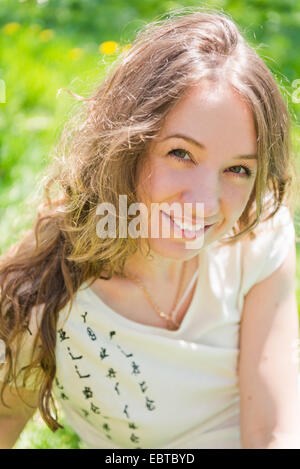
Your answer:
[79,254,208,337]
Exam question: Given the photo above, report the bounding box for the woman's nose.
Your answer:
[181,173,221,220]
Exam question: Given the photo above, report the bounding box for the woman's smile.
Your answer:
[160,210,215,239]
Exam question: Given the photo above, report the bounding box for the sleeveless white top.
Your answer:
[0,203,298,449]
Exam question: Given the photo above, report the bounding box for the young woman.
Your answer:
[0,9,300,449]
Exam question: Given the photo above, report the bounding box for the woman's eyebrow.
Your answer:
[160,134,258,160]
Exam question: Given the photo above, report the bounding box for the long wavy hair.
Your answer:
[0,7,299,432]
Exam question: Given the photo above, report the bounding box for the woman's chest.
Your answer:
[88,257,200,331]
[89,281,197,331]
[54,304,240,448]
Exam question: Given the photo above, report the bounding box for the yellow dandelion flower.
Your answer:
[99,41,119,55]
[67,48,84,61]
[39,29,55,42]
[3,22,20,35]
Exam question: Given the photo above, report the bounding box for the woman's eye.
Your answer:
[167,148,193,164]
[166,149,254,178]
[226,165,253,177]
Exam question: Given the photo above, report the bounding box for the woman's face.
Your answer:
[136,82,258,260]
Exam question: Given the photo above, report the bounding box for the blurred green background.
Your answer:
[0,0,300,449]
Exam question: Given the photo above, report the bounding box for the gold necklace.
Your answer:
[125,261,187,331]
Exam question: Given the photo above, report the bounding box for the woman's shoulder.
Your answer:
[207,201,295,295]
[242,202,294,250]
[240,203,295,293]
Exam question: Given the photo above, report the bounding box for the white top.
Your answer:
[0,203,298,449]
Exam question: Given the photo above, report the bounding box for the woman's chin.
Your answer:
[145,236,205,260]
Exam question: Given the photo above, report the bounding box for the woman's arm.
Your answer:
[238,242,300,449]
[251,431,300,449]
[0,300,44,448]
[0,382,39,449]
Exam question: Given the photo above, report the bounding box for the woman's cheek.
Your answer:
[220,183,249,217]
[145,164,180,203]
[232,183,255,218]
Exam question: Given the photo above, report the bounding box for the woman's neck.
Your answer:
[123,248,198,287]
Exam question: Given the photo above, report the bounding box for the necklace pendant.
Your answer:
[126,260,188,333]
[166,319,179,331]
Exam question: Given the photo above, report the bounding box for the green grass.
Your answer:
[13,404,88,449]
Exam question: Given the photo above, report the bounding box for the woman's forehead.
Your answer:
[153,84,257,154]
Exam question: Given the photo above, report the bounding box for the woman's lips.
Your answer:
[160,211,214,239]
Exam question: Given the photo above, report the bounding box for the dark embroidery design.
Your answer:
[90,402,101,414]
[83,386,93,399]
[99,347,109,360]
[75,364,91,379]
[55,377,69,400]
[67,346,83,360]
[58,328,70,342]
[87,327,97,341]
[58,316,158,449]
[81,312,88,323]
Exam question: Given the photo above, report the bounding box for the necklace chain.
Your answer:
[125,261,187,331]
